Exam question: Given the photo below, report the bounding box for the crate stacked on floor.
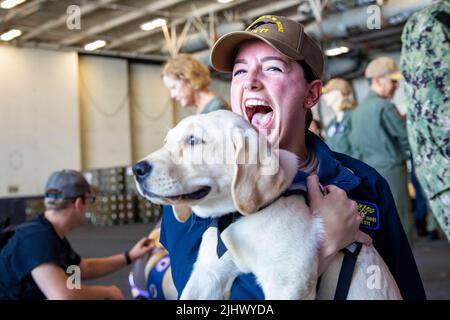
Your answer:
[25,197,45,220]
[124,165,162,223]
[135,196,163,223]
[82,165,162,226]
[124,166,138,195]
[87,193,137,226]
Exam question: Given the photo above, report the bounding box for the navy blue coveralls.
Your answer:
[160,132,426,300]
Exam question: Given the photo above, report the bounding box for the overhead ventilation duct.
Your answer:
[326,57,359,78]
[304,0,432,39]
[181,21,245,53]
[192,49,211,67]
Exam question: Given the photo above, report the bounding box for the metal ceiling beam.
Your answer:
[136,0,252,54]
[159,17,193,56]
[10,40,167,62]
[135,0,298,54]
[61,0,187,46]
[20,0,119,41]
[240,0,303,20]
[0,0,48,24]
[308,0,328,22]
[137,39,166,54]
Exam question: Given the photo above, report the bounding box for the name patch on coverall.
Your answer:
[355,200,380,230]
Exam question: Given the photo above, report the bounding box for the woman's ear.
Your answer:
[305,80,322,109]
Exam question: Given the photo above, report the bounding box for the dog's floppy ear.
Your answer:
[230,129,298,215]
[172,205,192,223]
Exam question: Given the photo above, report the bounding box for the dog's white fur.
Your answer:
[136,110,402,300]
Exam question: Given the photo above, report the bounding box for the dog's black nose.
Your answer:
[132,161,152,180]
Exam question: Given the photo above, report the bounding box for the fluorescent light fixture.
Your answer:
[140,18,167,31]
[0,29,22,41]
[217,0,234,3]
[84,40,106,51]
[325,46,350,57]
[1,0,26,9]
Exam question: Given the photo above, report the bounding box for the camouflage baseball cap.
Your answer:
[322,78,353,95]
[45,169,92,199]
[211,15,324,79]
[365,57,402,80]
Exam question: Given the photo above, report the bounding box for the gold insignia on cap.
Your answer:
[246,15,284,33]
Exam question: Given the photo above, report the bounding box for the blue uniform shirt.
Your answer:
[160,131,426,300]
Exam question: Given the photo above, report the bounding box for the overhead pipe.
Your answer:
[326,57,359,78]
[192,49,211,67]
[304,0,432,39]
[181,21,245,53]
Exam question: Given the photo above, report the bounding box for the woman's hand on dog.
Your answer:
[307,175,372,274]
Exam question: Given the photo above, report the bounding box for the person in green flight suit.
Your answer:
[348,57,413,243]
[161,53,230,114]
[322,78,357,156]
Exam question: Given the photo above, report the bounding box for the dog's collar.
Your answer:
[260,183,309,211]
[211,186,309,259]
[210,211,242,258]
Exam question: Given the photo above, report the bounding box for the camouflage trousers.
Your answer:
[428,191,450,242]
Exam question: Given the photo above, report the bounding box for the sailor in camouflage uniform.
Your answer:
[400,0,450,241]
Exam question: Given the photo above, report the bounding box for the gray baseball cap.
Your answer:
[45,169,92,199]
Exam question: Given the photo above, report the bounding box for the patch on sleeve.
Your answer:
[355,200,380,230]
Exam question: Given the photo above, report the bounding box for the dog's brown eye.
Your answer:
[187,135,203,146]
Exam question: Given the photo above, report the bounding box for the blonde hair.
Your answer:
[339,96,357,112]
[161,54,211,90]
[323,78,356,111]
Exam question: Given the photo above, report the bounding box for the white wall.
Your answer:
[0,46,231,197]
[129,62,173,161]
[0,46,80,197]
[79,55,132,168]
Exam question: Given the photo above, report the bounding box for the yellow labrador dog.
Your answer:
[134,110,402,300]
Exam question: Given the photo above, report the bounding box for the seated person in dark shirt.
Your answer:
[0,169,152,300]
